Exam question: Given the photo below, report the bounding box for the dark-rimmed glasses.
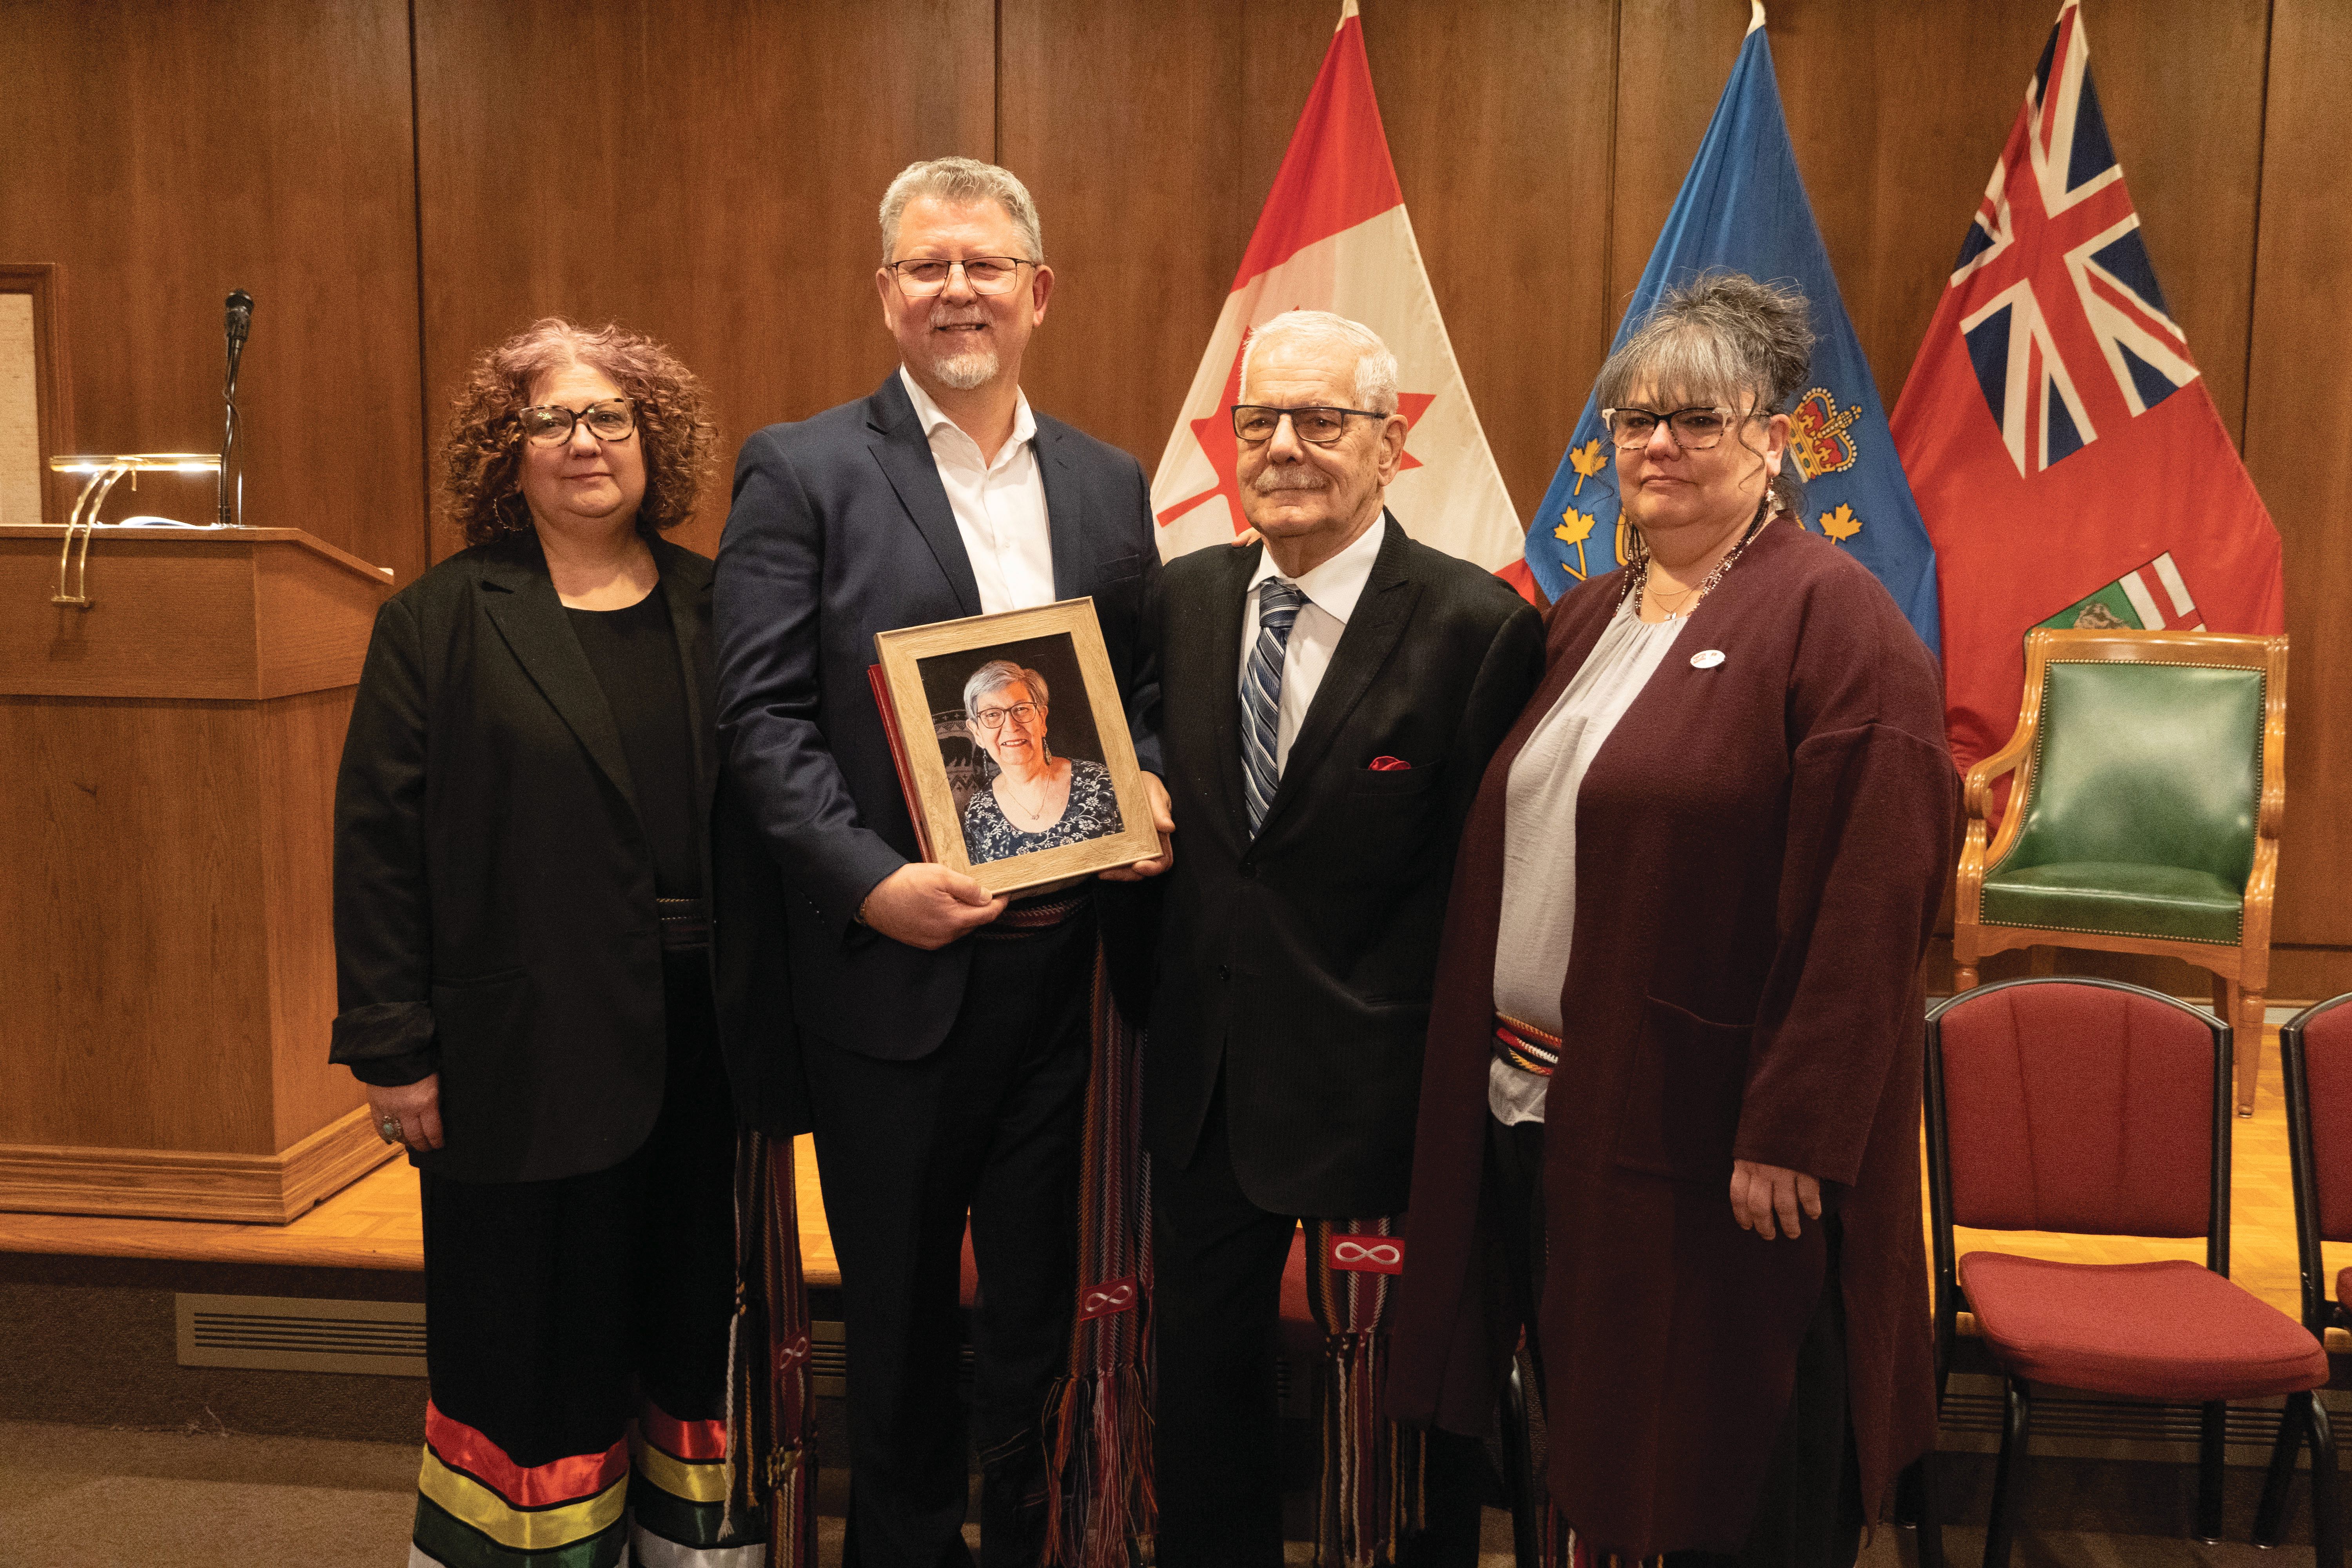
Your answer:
[1598,405,1760,450]
[973,700,1043,731]
[1230,405,1388,447]
[884,257,1035,297]
[519,399,636,446]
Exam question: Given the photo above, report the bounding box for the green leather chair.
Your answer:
[1956,629,2288,1115]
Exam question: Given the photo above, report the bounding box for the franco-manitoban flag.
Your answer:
[1891,0,2284,771]
[1149,0,1519,568]
[1517,7,1942,649]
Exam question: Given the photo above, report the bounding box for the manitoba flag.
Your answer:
[1891,0,2284,771]
[1149,0,1519,568]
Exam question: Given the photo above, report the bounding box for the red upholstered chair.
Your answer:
[2267,993,2352,1539]
[1923,977,2338,1568]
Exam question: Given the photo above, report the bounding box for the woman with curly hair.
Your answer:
[329,318,768,1566]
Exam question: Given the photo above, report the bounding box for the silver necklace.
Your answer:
[1629,496,1777,619]
[999,767,1062,823]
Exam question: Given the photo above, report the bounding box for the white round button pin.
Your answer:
[1691,649,1726,669]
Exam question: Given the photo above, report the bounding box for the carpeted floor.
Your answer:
[0,1419,1506,1566]
[0,1419,2323,1568]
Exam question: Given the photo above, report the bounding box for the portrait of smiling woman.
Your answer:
[328,318,769,1564]
[956,655,1122,864]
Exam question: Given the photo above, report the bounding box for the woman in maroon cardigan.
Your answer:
[1388,273,1956,1566]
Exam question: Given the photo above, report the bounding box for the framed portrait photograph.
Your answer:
[873,598,1161,897]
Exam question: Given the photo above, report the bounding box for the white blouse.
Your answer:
[1488,595,1688,1125]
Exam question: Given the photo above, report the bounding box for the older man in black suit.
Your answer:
[1144,310,1544,1566]
[715,157,1171,1568]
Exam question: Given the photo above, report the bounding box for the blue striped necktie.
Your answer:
[1242,578,1307,836]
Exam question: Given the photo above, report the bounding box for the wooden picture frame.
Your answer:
[873,598,1161,898]
[0,264,74,528]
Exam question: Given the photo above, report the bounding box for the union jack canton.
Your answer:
[1950,1,2200,479]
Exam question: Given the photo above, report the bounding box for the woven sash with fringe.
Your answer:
[722,1127,815,1566]
[1307,1216,1424,1567]
[1041,940,1155,1566]
[1492,1013,1561,1077]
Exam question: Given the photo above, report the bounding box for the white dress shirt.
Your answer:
[1237,513,1387,774]
[900,367,1056,615]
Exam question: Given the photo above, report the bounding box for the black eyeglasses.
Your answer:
[1598,405,1762,451]
[1230,404,1389,447]
[884,257,1035,297]
[518,399,636,446]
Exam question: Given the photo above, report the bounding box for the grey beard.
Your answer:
[929,339,998,391]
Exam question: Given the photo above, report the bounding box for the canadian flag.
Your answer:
[1149,0,1519,568]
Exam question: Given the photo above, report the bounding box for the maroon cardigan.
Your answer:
[1386,522,1956,1555]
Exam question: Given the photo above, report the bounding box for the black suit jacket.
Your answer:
[1143,517,1543,1218]
[329,534,792,1182]
[714,372,1162,1081]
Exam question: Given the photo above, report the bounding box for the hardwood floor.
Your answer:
[0,1134,841,1286]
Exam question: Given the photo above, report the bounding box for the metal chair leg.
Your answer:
[2311,1393,2343,1568]
[2198,1401,2227,1542]
[1900,1450,1945,1568]
[1983,1376,2032,1568]
[1499,1355,1539,1568]
[2256,1392,2307,1546]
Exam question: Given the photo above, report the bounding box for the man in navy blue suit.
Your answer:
[714,157,1171,1568]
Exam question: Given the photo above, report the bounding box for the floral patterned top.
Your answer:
[962,758,1122,865]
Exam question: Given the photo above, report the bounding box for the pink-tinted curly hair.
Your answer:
[442,318,719,548]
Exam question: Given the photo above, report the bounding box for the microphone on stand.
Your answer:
[218,290,254,527]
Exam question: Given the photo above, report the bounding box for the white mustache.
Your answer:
[1251,466,1330,493]
[929,306,988,330]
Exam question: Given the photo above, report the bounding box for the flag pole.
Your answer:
[1748,1,1765,34]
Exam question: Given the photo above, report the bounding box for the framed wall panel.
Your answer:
[0,263,73,528]
[412,0,994,563]
[0,0,425,581]
[2244,0,2352,948]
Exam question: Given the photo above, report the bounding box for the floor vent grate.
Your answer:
[1936,1372,2352,1467]
[175,1294,426,1378]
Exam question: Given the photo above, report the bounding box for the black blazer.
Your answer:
[330,534,792,1182]
[714,372,1162,1070]
[1142,517,1543,1217]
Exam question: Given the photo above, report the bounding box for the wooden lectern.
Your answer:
[0,524,397,1221]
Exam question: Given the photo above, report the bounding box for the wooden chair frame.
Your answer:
[1955,628,2289,1116]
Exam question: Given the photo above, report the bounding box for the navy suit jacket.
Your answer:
[714,372,1162,1082]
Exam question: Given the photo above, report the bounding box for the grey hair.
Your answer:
[1239,310,1399,415]
[1594,271,1815,513]
[962,659,1048,721]
[880,157,1045,263]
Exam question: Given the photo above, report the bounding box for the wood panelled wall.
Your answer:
[3,0,2345,985]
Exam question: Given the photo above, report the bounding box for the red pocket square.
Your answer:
[1367,755,1411,771]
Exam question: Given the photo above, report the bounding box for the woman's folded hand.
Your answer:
[1729,1158,1820,1240]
